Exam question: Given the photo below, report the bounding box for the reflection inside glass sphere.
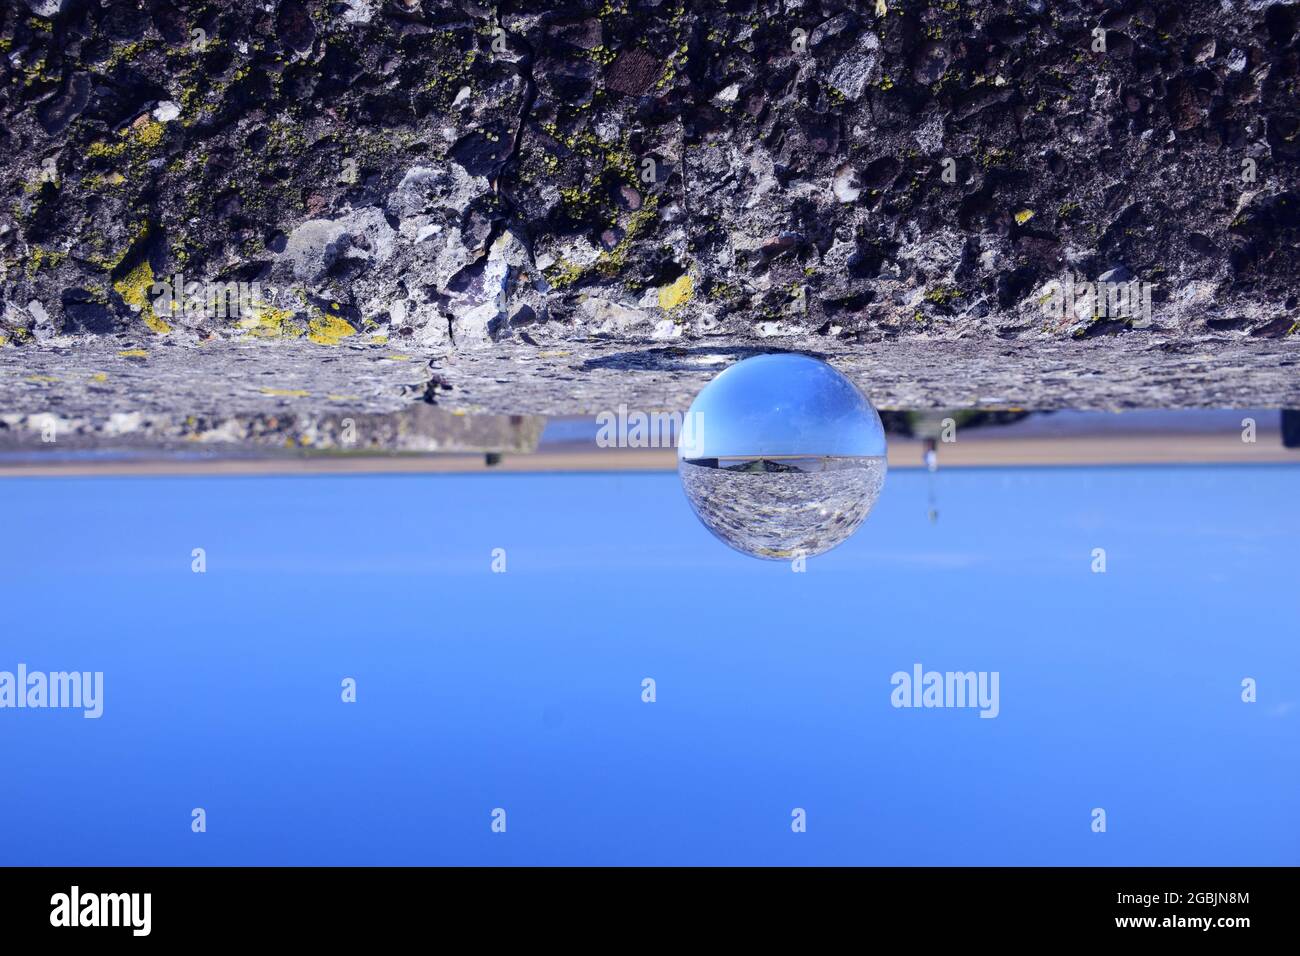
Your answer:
[677,353,887,560]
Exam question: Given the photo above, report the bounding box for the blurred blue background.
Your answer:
[0,464,1296,865]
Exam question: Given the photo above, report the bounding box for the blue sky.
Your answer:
[0,464,1296,865]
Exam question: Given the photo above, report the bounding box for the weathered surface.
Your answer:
[2,335,1297,450]
[1,0,1298,448]
[428,334,1300,415]
[0,339,551,449]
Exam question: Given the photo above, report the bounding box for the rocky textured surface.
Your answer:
[1,0,1298,448]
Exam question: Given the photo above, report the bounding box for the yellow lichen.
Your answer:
[1014,209,1036,224]
[658,274,694,311]
[113,261,171,334]
[260,388,310,397]
[105,40,144,67]
[924,285,963,305]
[88,118,165,168]
[240,305,303,339]
[307,313,356,346]
[81,171,126,190]
[117,349,148,358]
[595,195,661,278]
[87,140,127,160]
[26,248,67,276]
[129,117,165,150]
[544,258,585,288]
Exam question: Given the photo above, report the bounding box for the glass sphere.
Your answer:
[677,353,887,560]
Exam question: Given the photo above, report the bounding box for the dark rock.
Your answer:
[605,49,659,98]
[913,42,951,85]
[60,289,117,334]
[36,73,91,135]
[547,19,603,51]
[276,0,316,53]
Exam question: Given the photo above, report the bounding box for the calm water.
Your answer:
[1,465,1296,865]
